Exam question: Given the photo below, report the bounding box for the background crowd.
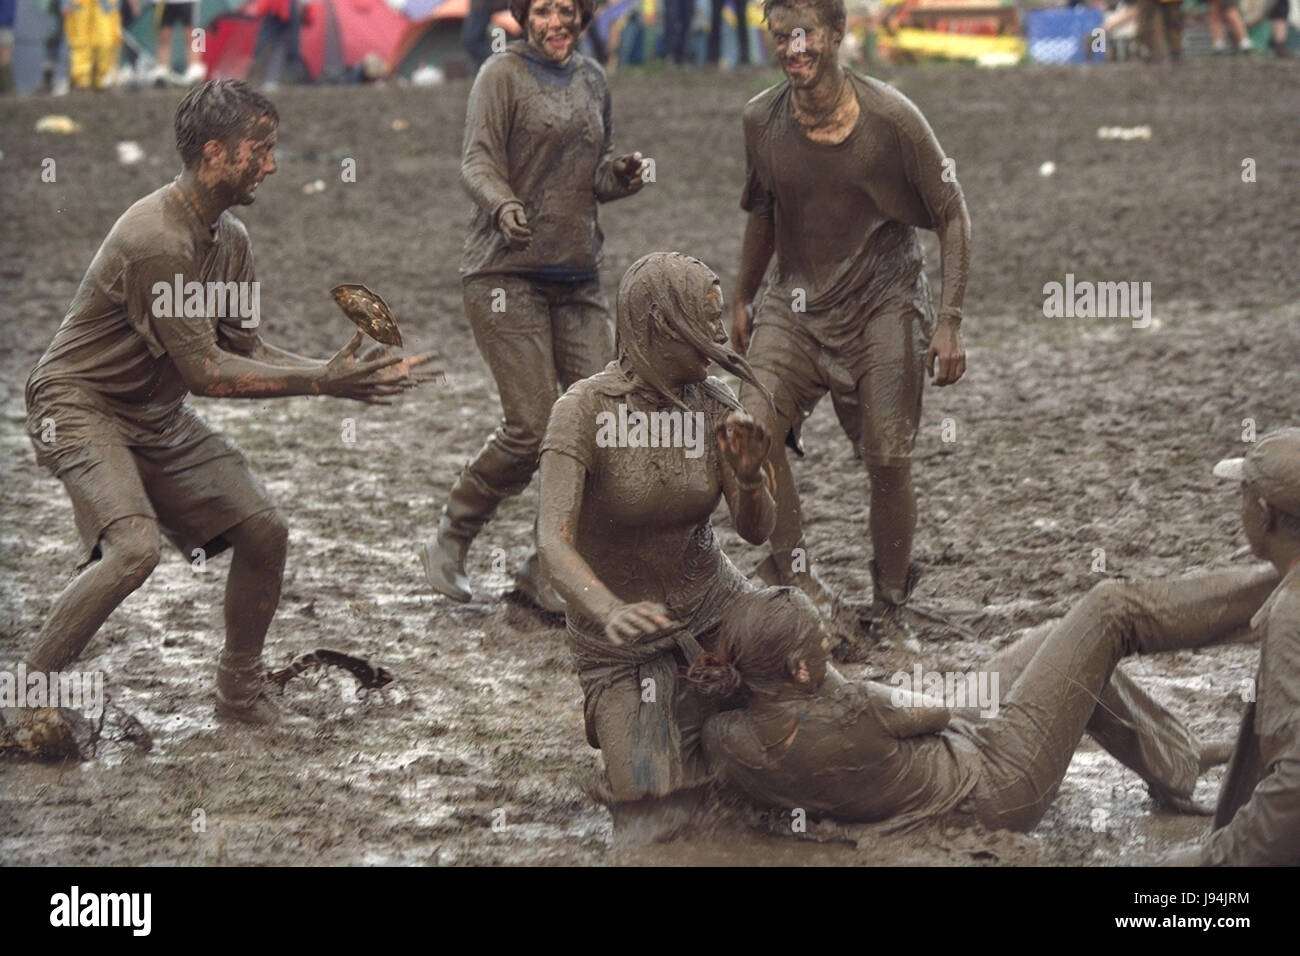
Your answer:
[0,0,1295,95]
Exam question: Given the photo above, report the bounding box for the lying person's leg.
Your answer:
[965,566,1277,831]
[977,619,1218,808]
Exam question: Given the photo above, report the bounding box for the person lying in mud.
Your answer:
[695,555,1280,835]
[9,80,435,731]
[537,252,776,833]
[421,0,648,613]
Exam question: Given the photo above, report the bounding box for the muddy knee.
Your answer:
[100,517,162,590]
[229,510,289,570]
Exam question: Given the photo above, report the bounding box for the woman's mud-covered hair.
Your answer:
[687,587,825,696]
[509,0,597,32]
[616,252,773,417]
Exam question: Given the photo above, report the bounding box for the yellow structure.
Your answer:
[64,0,123,90]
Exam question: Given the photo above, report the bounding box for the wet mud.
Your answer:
[1,61,1298,864]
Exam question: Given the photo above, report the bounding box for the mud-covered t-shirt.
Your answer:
[1202,566,1300,865]
[540,367,749,638]
[459,41,638,282]
[26,181,260,438]
[703,680,982,832]
[741,72,965,343]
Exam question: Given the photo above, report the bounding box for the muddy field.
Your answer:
[1,61,1298,866]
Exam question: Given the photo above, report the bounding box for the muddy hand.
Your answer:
[927,318,966,386]
[730,300,754,354]
[604,601,677,646]
[322,330,408,404]
[498,203,532,251]
[614,151,648,192]
[359,345,443,388]
[717,411,770,484]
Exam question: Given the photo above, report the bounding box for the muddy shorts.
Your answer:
[26,384,277,569]
[739,279,933,468]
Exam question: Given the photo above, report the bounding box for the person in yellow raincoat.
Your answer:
[64,0,122,89]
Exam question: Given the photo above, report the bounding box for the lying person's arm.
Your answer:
[861,679,952,737]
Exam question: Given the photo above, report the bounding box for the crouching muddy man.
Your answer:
[694,442,1300,838]
[537,253,776,842]
[421,0,649,612]
[730,0,971,650]
[13,80,435,729]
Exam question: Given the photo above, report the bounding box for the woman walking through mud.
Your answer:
[537,252,776,840]
[421,0,649,611]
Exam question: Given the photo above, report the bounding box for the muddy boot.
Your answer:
[513,547,565,614]
[215,650,282,726]
[420,514,475,603]
[865,560,924,655]
[421,466,506,602]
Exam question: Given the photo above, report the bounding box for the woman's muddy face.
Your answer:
[656,299,728,387]
[527,0,582,63]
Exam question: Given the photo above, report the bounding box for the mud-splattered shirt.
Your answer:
[703,680,982,832]
[25,181,260,440]
[741,72,967,346]
[1202,566,1300,866]
[460,41,639,282]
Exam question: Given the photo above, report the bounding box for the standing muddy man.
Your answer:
[730,0,970,650]
[13,81,435,728]
[421,0,649,611]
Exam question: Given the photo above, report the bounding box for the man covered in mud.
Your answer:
[421,0,648,612]
[10,80,434,731]
[1186,429,1300,866]
[730,0,970,650]
[538,253,775,841]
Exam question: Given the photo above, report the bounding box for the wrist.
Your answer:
[937,308,963,328]
[495,199,523,225]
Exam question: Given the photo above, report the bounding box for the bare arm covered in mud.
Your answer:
[537,450,678,645]
[178,330,434,404]
[730,211,775,354]
[860,680,953,736]
[716,411,775,544]
[889,96,971,386]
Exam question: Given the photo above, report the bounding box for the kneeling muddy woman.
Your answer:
[538,252,776,839]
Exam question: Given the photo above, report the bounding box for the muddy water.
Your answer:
[3,63,1299,864]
